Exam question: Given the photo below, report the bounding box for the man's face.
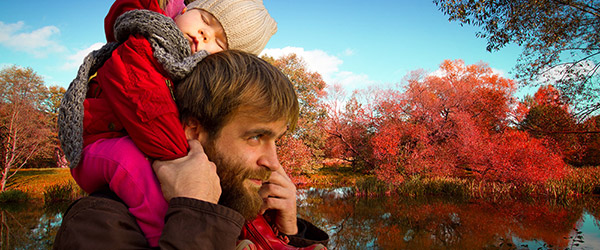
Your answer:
[202,113,287,220]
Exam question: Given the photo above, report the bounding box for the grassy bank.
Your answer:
[3,168,80,201]
[351,166,600,203]
[3,165,599,203]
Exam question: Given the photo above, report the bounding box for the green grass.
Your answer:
[0,190,29,202]
[43,182,80,203]
[5,168,77,199]
[4,165,599,203]
[305,164,361,188]
[348,166,600,202]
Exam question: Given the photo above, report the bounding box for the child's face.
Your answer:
[175,9,228,54]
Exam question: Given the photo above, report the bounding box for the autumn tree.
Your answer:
[0,66,54,191]
[369,60,566,184]
[521,85,600,166]
[322,85,379,172]
[579,115,600,166]
[263,54,328,175]
[434,0,600,119]
[32,85,66,167]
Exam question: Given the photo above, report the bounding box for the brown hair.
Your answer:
[176,50,299,138]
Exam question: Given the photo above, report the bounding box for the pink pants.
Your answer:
[71,136,168,247]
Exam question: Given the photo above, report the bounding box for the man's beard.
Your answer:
[205,142,272,221]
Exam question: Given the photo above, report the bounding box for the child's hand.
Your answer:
[258,164,298,235]
[152,140,221,204]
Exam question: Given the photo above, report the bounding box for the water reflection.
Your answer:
[0,202,68,250]
[297,188,600,250]
[3,189,600,249]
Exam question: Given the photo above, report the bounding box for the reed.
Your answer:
[0,190,29,203]
[557,167,600,195]
[395,176,470,199]
[356,175,391,196]
[353,168,600,202]
[43,181,81,204]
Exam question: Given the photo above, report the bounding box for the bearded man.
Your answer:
[54,50,328,249]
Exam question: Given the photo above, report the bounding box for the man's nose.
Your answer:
[258,143,280,171]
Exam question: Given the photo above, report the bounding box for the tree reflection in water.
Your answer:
[2,189,599,249]
[297,188,600,250]
[0,202,68,250]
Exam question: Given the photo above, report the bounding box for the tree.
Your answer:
[33,85,66,167]
[368,60,567,184]
[322,85,382,172]
[579,115,600,166]
[0,66,53,190]
[263,54,328,174]
[434,0,600,119]
[520,85,600,166]
[42,85,66,123]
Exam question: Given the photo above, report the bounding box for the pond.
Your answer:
[297,188,600,250]
[2,188,600,249]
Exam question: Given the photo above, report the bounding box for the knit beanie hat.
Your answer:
[187,0,277,55]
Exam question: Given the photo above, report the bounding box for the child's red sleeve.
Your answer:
[104,0,166,43]
[96,35,189,160]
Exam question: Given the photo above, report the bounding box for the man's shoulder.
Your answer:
[54,190,149,249]
[63,190,130,220]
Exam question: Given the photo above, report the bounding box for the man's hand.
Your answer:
[152,140,221,204]
[259,165,298,235]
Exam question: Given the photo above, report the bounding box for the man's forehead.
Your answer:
[232,114,288,135]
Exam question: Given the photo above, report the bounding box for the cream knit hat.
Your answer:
[187,0,277,55]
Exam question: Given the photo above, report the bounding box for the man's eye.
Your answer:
[249,135,262,141]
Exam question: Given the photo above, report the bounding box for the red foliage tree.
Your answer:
[322,86,382,172]
[0,66,54,190]
[518,85,600,166]
[366,60,567,184]
[263,54,327,175]
[477,130,567,183]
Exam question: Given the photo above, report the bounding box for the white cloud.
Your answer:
[429,66,507,78]
[335,71,372,88]
[342,48,355,56]
[491,68,507,77]
[538,60,596,83]
[0,63,14,69]
[261,46,375,90]
[61,43,105,70]
[0,21,65,58]
[262,47,342,76]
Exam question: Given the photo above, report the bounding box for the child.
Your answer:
[58,0,277,246]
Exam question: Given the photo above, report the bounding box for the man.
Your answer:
[53,50,328,249]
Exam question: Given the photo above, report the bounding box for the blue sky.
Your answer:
[0,0,523,94]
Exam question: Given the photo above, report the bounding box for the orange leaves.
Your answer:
[533,84,569,112]
[335,59,570,185]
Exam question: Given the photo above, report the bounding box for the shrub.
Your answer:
[0,190,29,203]
[43,182,78,204]
[356,175,391,195]
[396,176,469,199]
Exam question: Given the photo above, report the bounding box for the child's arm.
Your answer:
[105,0,165,42]
[97,34,189,160]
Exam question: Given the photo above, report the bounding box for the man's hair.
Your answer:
[176,50,299,139]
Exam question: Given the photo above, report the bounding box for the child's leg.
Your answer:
[72,136,168,247]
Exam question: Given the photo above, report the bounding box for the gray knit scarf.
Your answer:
[58,9,208,168]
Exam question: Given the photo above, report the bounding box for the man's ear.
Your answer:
[183,118,208,143]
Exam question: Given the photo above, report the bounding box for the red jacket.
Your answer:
[104,0,165,42]
[83,34,188,160]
